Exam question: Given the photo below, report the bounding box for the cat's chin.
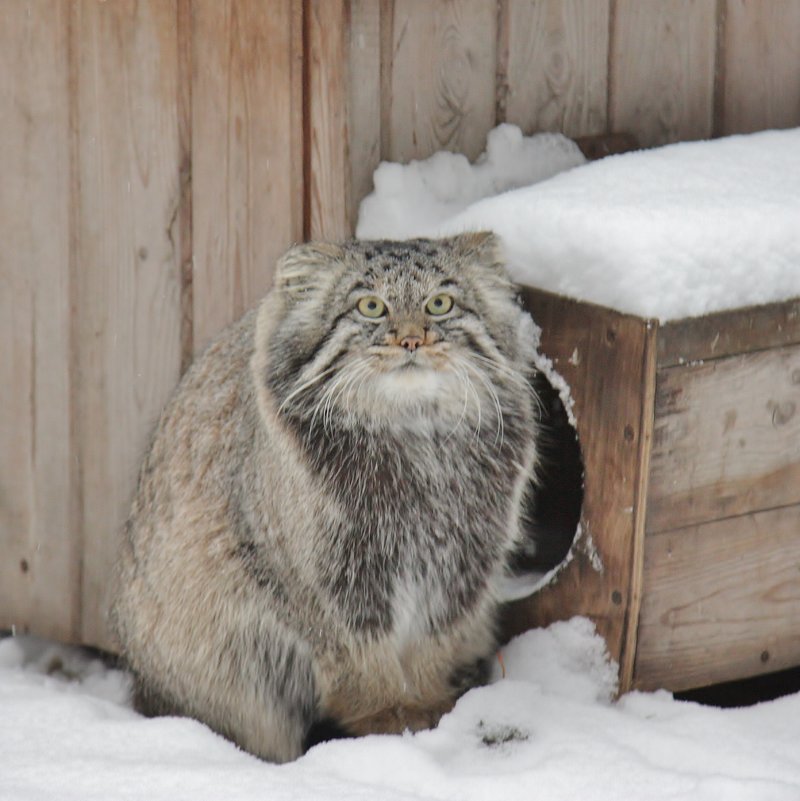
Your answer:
[376,364,445,397]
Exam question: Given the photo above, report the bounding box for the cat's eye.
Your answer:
[357,296,387,318]
[425,293,454,316]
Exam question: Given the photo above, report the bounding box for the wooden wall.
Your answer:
[2,0,800,651]
[1,0,302,649]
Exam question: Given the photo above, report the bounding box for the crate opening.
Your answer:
[507,369,585,585]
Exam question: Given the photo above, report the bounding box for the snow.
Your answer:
[3,620,800,801]
[357,126,800,321]
[358,124,586,240]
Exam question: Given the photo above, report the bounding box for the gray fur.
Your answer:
[111,232,539,762]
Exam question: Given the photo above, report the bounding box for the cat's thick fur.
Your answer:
[111,232,539,762]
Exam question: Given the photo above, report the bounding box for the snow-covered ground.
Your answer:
[358,125,800,320]
[3,619,800,801]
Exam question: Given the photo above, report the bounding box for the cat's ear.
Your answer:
[450,231,505,271]
[275,242,346,300]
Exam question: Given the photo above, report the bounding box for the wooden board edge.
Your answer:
[519,283,653,327]
[618,318,658,693]
[657,296,800,367]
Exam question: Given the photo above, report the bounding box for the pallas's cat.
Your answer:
[111,232,539,762]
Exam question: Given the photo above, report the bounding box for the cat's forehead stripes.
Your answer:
[351,239,449,281]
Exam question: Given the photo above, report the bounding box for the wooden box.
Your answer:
[505,287,800,694]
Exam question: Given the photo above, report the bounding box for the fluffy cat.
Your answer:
[111,232,539,762]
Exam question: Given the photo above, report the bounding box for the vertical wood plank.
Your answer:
[610,0,717,146]
[719,0,800,135]
[308,0,350,240]
[0,1,77,641]
[192,0,303,352]
[379,0,395,160]
[74,0,184,648]
[348,0,382,230]
[499,0,609,137]
[619,319,657,691]
[177,0,194,373]
[387,0,497,162]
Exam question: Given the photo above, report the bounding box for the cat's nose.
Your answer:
[400,335,423,352]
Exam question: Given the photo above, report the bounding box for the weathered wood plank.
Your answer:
[719,0,800,135]
[387,0,497,162]
[611,0,717,146]
[74,0,184,648]
[505,288,654,689]
[499,0,608,137]
[192,0,302,352]
[634,504,800,691]
[648,344,800,533]
[348,0,382,231]
[177,0,194,373]
[0,1,77,641]
[308,0,350,240]
[657,297,800,368]
[619,318,657,692]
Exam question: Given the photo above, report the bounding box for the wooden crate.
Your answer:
[504,288,800,693]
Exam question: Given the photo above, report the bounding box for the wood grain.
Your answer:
[505,289,655,689]
[657,297,800,368]
[634,503,800,691]
[619,318,657,691]
[308,0,350,240]
[611,0,717,146]
[648,344,800,533]
[192,0,302,352]
[387,0,497,162]
[74,0,184,648]
[177,0,194,373]
[719,0,800,135]
[348,0,382,231]
[499,0,608,136]
[0,1,77,641]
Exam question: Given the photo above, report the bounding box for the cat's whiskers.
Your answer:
[309,365,353,432]
[458,355,505,448]
[318,367,358,432]
[332,357,376,429]
[466,352,543,417]
[462,364,484,441]
[443,361,476,443]
[350,360,381,424]
[330,359,372,428]
[277,364,340,417]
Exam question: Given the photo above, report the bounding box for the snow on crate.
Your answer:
[357,124,585,240]
[3,621,800,801]
[357,126,800,321]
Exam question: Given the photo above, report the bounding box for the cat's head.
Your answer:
[258,232,538,431]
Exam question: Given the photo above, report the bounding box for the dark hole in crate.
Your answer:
[675,665,800,708]
[506,370,584,581]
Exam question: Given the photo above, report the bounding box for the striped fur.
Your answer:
[111,232,539,762]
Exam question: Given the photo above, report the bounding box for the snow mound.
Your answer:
[358,126,800,321]
[3,619,800,800]
[357,124,586,240]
